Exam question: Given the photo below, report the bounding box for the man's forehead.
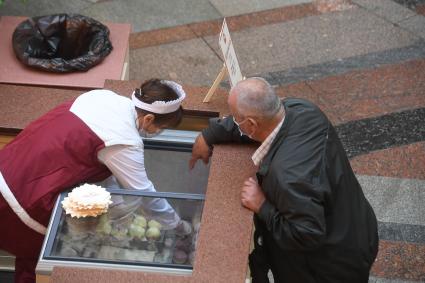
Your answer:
[227,92,239,115]
[228,88,237,102]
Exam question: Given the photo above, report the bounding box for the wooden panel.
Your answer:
[0,250,15,272]
[120,46,130,81]
[36,274,51,283]
[174,115,211,131]
[0,135,14,149]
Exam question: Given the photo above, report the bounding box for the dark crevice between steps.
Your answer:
[267,40,425,86]
[392,0,425,10]
[378,221,425,244]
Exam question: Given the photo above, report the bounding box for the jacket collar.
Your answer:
[257,100,292,177]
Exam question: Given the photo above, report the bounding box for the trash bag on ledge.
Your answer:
[12,14,113,73]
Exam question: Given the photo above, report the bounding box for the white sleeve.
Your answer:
[97,144,180,229]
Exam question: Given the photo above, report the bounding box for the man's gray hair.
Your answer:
[235,77,281,120]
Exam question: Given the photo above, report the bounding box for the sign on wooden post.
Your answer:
[203,19,243,103]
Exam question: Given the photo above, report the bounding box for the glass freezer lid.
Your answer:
[143,130,211,195]
[38,189,204,275]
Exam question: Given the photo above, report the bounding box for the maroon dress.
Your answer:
[0,100,111,282]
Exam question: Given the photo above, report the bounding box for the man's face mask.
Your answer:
[232,116,254,138]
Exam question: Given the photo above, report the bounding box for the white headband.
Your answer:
[132,80,186,114]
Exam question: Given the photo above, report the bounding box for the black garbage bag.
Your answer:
[12,14,113,73]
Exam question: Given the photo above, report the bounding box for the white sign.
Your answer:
[218,19,243,88]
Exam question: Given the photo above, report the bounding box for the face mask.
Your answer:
[236,127,243,137]
[139,128,163,138]
[233,116,254,138]
[137,117,163,138]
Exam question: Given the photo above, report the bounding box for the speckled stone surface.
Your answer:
[353,0,417,23]
[52,144,258,283]
[210,0,312,17]
[373,240,410,280]
[275,81,318,101]
[0,0,92,17]
[129,25,196,50]
[129,3,319,49]
[398,15,425,40]
[369,276,421,283]
[203,7,417,79]
[350,142,425,180]
[267,59,425,132]
[198,2,319,37]
[371,240,425,281]
[417,3,425,14]
[81,0,221,33]
[261,40,425,86]
[129,37,223,86]
[306,59,425,125]
[358,175,425,226]
[0,84,83,131]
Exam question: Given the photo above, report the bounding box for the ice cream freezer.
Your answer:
[36,190,205,276]
[36,130,210,278]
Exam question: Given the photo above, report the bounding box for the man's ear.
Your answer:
[248,117,258,129]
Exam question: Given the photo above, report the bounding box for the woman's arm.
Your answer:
[97,144,180,229]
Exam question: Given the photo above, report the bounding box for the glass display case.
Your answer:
[37,130,209,276]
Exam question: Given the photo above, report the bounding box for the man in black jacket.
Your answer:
[190,77,378,283]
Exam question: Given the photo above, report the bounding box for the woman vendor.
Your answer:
[0,78,191,283]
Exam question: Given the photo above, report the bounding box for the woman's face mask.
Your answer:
[139,127,163,138]
[137,115,164,138]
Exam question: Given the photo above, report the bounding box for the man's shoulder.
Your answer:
[283,97,328,124]
[283,97,319,110]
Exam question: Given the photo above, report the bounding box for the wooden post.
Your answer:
[203,63,228,103]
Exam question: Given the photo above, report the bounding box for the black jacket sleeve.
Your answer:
[257,177,327,251]
[201,116,254,146]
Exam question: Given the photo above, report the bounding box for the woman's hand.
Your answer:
[175,220,193,236]
[189,134,212,169]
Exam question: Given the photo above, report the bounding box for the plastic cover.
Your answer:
[12,14,113,73]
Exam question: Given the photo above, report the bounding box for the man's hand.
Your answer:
[241,177,265,213]
[189,134,212,170]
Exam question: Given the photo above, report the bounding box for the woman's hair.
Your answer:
[134,78,183,127]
